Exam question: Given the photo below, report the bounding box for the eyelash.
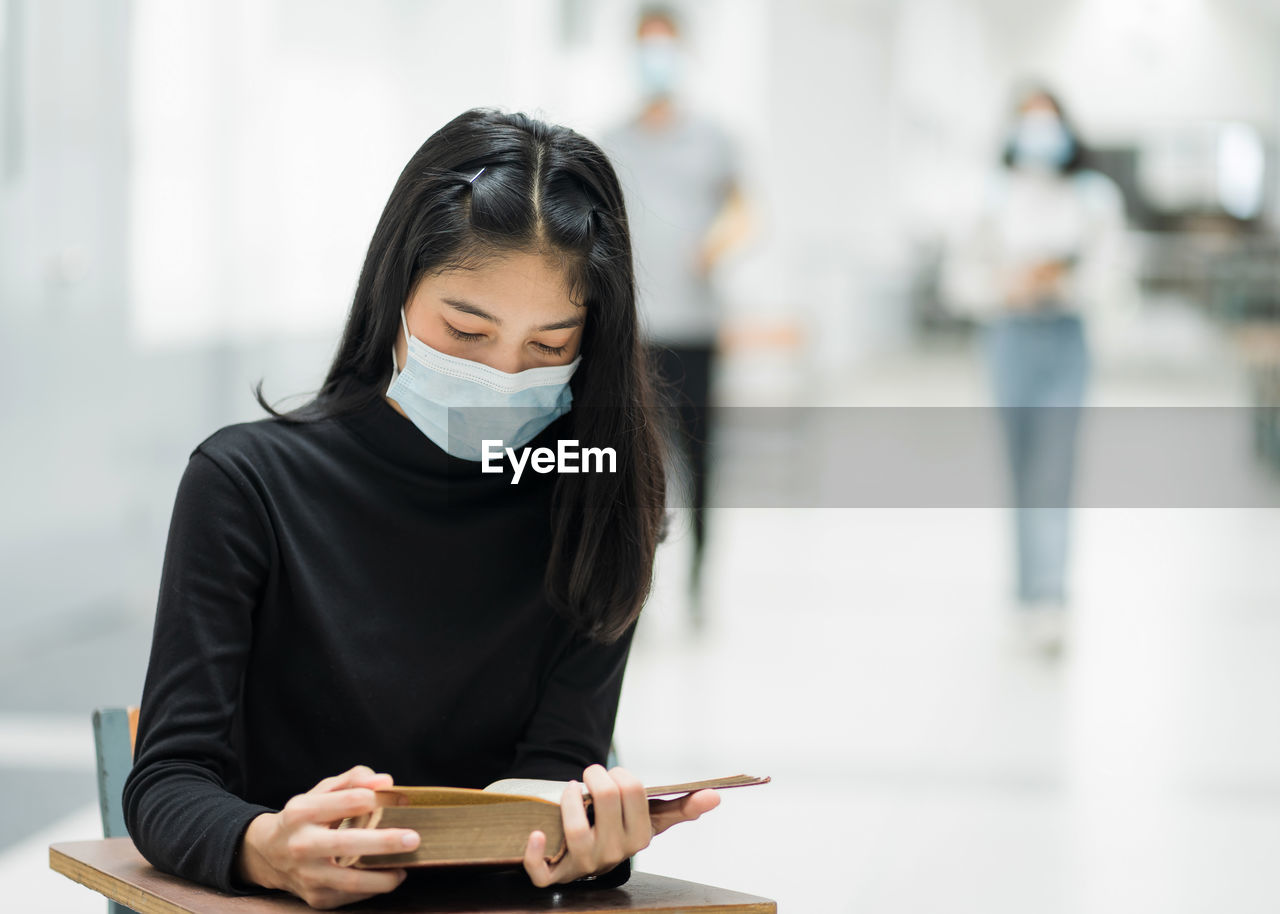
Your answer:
[443,322,484,343]
[444,322,568,357]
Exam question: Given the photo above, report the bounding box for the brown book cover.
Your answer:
[337,774,770,869]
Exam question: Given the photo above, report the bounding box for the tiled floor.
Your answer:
[622,505,1280,913]
[6,328,1279,912]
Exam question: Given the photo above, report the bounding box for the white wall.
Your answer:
[130,0,538,345]
[127,0,783,348]
[886,0,1280,241]
[986,0,1280,139]
[116,0,1280,366]
[0,0,130,325]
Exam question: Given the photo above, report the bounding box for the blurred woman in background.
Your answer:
[945,85,1128,653]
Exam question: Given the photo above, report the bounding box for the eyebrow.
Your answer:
[443,297,584,332]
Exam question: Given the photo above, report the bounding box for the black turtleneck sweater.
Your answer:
[122,396,634,893]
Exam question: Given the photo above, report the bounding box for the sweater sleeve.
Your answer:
[123,449,276,893]
[940,172,1008,318]
[507,622,637,889]
[1069,170,1136,324]
[506,623,635,781]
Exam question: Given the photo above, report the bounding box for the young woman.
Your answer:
[945,86,1127,652]
[122,109,719,910]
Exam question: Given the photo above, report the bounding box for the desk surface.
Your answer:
[50,839,776,914]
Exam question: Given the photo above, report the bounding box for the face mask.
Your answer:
[386,310,580,462]
[1011,112,1074,170]
[637,36,681,98]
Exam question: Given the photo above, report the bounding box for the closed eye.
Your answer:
[443,322,485,342]
[533,341,568,356]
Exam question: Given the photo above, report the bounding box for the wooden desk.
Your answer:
[50,839,776,914]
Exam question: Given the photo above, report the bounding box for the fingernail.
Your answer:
[401,832,418,848]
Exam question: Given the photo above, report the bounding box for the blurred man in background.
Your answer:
[603,3,752,625]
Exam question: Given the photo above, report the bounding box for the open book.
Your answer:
[336,774,770,869]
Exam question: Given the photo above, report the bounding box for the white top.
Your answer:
[943,167,1130,320]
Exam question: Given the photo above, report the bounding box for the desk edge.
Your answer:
[49,840,777,914]
[50,842,196,914]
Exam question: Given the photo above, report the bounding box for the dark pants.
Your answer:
[649,344,714,591]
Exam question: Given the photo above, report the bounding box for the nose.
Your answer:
[480,346,530,375]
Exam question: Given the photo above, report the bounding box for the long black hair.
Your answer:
[1001,84,1090,174]
[259,108,666,644]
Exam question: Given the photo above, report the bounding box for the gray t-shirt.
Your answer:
[603,112,738,346]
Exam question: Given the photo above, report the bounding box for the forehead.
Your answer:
[423,251,583,317]
[1020,94,1059,116]
[638,16,678,39]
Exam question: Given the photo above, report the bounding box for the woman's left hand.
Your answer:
[521,764,720,887]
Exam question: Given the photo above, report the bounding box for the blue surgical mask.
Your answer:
[386,310,580,462]
[637,36,681,99]
[1011,112,1074,171]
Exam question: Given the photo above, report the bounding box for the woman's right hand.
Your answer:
[1005,260,1070,309]
[235,765,420,910]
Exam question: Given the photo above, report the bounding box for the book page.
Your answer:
[483,778,585,803]
[485,774,769,802]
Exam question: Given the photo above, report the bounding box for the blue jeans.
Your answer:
[984,312,1088,604]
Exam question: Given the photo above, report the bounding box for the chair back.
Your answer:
[92,706,140,914]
